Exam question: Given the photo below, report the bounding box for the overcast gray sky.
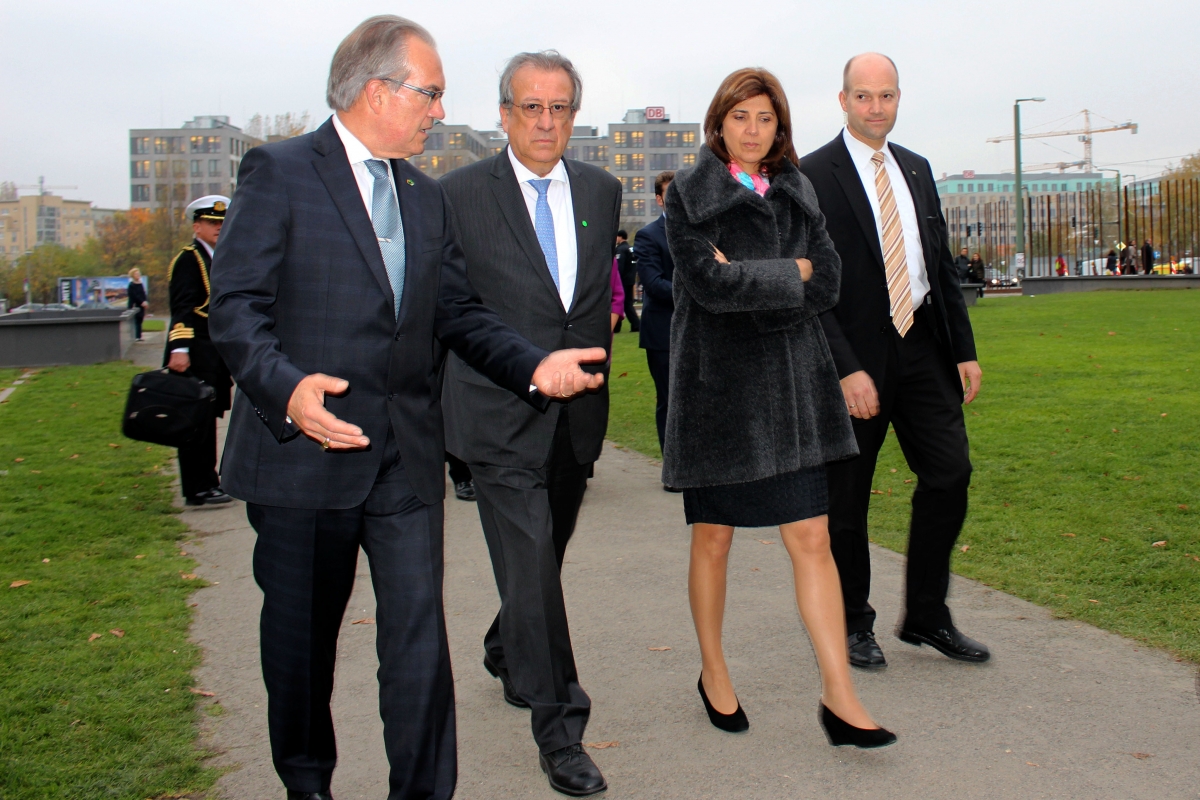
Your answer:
[2,0,1194,209]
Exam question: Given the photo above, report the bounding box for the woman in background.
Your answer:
[127,268,148,340]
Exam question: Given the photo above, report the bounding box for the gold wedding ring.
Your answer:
[322,437,331,450]
[849,403,857,408]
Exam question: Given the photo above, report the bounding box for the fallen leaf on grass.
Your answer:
[889,468,897,473]
[1003,503,1010,507]
[903,478,912,484]
[584,741,619,749]
[1152,541,1167,548]
[42,558,49,563]
[180,573,198,581]
[109,629,125,638]
[1111,429,1120,434]
[617,372,628,378]
[870,489,884,495]
[1100,537,1110,542]
[69,454,79,459]
[1107,331,1116,336]
[1131,752,1153,759]
[351,618,376,625]
[1161,413,1168,418]
[1061,533,1076,538]
[1088,600,1100,604]
[107,443,121,448]
[960,545,970,553]
[13,458,23,463]
[755,539,775,545]
[648,646,672,651]
[1054,594,1068,598]
[30,470,41,474]
[135,554,145,559]
[9,580,30,588]
[1179,505,1188,510]
[188,688,215,697]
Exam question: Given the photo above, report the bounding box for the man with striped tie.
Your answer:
[800,53,989,672]
[439,51,619,797]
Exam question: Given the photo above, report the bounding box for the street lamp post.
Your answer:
[1013,97,1045,276]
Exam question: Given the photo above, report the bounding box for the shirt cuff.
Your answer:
[171,347,189,354]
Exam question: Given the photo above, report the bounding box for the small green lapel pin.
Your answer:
[406,178,415,186]
[581,220,588,227]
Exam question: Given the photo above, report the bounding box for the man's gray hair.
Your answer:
[498,51,582,112]
[327,15,436,111]
[842,52,899,93]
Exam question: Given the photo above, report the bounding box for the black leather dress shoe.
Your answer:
[186,488,233,506]
[897,623,990,663]
[847,630,887,669]
[453,480,476,501]
[539,744,607,797]
[483,654,529,709]
[287,791,333,800]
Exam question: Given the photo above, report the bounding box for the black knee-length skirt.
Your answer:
[682,465,828,528]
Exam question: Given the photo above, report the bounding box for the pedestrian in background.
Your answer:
[613,229,639,333]
[1055,253,1068,276]
[127,268,148,340]
[1120,241,1135,274]
[1142,239,1155,274]
[1105,249,1117,274]
[610,255,625,332]
[953,246,970,283]
[634,170,675,460]
[665,66,894,748]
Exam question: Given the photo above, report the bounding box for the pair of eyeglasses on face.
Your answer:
[511,102,573,120]
[382,78,445,104]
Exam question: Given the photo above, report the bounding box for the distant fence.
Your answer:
[946,177,1200,280]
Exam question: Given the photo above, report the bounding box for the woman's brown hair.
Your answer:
[703,67,799,177]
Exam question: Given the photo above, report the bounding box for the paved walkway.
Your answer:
[129,340,1200,799]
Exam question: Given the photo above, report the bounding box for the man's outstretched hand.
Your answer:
[287,373,371,451]
[532,348,608,399]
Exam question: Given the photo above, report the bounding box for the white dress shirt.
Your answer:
[507,146,578,311]
[841,127,930,307]
[332,113,399,222]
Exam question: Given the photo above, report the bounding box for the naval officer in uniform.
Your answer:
[166,195,234,506]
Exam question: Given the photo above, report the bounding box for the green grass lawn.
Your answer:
[141,318,166,332]
[0,364,216,799]
[606,291,1200,662]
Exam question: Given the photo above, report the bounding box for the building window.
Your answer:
[987,183,994,191]
[682,131,696,146]
[1003,184,1010,192]
[208,136,221,153]
[583,146,607,162]
[682,153,696,167]
[630,153,645,170]
[957,183,963,192]
[618,176,645,193]
[154,184,168,202]
[190,160,202,177]
[613,154,628,170]
[231,160,238,179]
[154,136,182,154]
[648,130,681,148]
[191,183,205,200]
[131,137,151,155]
[131,161,150,179]
[153,161,167,178]
[426,132,444,150]
[629,131,643,148]
[209,159,221,177]
[649,153,678,171]
[448,132,467,149]
[613,131,627,147]
[621,199,646,216]
[191,136,206,153]
[173,161,187,178]
[209,183,222,195]
[564,146,579,160]
[132,185,150,203]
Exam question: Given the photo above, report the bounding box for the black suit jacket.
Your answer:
[439,150,621,468]
[208,119,547,509]
[634,214,674,352]
[799,135,977,388]
[163,240,232,414]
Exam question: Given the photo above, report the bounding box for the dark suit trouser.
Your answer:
[247,428,456,800]
[471,408,592,754]
[177,413,218,499]
[446,452,472,485]
[644,348,670,452]
[620,277,639,332]
[826,308,973,634]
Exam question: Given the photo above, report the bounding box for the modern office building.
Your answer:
[128,116,261,217]
[0,192,100,263]
[409,108,701,234]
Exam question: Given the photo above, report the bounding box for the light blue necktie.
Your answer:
[365,159,405,318]
[529,178,560,290]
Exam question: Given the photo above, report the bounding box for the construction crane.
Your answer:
[987,109,1137,173]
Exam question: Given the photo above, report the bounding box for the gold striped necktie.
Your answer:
[871,150,914,337]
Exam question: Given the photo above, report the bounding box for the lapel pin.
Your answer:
[406,178,415,186]
[581,220,588,227]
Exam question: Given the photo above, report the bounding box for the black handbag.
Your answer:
[122,369,215,448]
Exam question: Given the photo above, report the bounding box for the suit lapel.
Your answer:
[565,159,589,313]
[489,152,565,305]
[393,159,421,327]
[312,122,395,309]
[829,136,886,274]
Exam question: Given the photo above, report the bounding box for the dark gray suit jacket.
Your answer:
[439,150,621,468]
[209,119,548,509]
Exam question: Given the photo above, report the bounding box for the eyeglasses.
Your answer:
[382,78,445,104]
[510,102,574,120]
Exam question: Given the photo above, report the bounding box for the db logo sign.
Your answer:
[645,106,666,121]
[963,170,976,179]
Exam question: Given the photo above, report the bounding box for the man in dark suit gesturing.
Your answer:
[439,51,619,798]
[208,18,604,800]
[800,53,989,672]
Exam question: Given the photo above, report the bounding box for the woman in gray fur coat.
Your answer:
[664,68,894,747]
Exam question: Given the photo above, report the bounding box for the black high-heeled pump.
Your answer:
[697,674,749,733]
[818,703,896,748]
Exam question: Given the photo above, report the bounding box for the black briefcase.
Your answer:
[122,369,215,448]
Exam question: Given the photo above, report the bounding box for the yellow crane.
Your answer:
[987,109,1137,172]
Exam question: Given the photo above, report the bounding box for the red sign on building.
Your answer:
[645,106,666,121]
[963,170,976,179]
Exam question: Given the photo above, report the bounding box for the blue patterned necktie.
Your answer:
[529,178,560,290]
[365,159,405,318]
